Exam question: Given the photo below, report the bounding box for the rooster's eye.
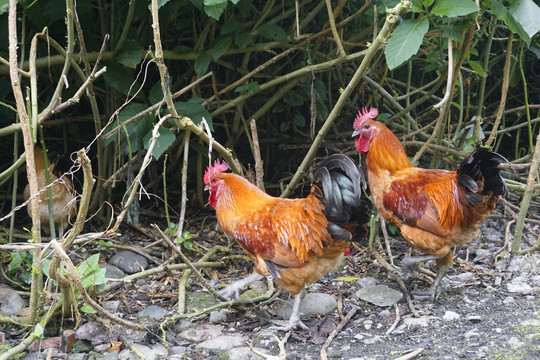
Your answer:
[363,124,370,129]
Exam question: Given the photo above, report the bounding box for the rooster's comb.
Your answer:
[204,159,229,184]
[353,107,378,129]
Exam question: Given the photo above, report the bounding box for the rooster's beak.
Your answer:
[352,129,360,137]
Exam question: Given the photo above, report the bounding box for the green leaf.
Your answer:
[234,32,252,48]
[143,125,176,160]
[293,113,305,127]
[80,304,98,314]
[194,52,210,76]
[490,0,531,46]
[32,324,45,338]
[385,18,429,70]
[257,24,287,41]
[0,0,8,15]
[149,83,164,104]
[432,0,478,17]
[117,39,142,69]
[234,81,259,93]
[77,254,100,277]
[102,62,143,98]
[510,0,540,39]
[204,0,227,19]
[221,19,243,35]
[174,98,213,130]
[467,59,486,78]
[332,276,360,282]
[212,37,232,60]
[103,103,153,153]
[440,25,464,42]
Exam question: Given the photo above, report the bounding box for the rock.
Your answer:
[75,322,105,342]
[100,263,126,279]
[108,250,148,274]
[507,282,533,294]
[209,310,228,323]
[178,324,223,342]
[170,346,187,355]
[130,343,168,360]
[521,319,540,327]
[356,285,403,307]
[443,311,460,321]
[466,315,482,322]
[186,291,219,312]
[363,319,373,330]
[378,309,391,320]
[401,316,436,328]
[277,293,337,320]
[227,346,265,360]
[102,300,120,313]
[0,285,25,316]
[100,350,119,360]
[61,330,76,353]
[138,305,167,320]
[357,277,377,288]
[28,337,62,352]
[363,335,383,345]
[508,336,524,347]
[197,334,248,350]
[464,328,480,339]
[503,296,515,304]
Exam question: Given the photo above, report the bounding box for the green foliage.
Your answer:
[385,18,429,70]
[431,0,478,17]
[166,224,194,250]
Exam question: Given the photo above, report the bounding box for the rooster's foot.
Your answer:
[269,317,308,332]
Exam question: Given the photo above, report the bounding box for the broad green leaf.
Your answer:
[332,276,360,282]
[194,52,210,76]
[174,98,213,130]
[172,45,192,54]
[385,18,429,70]
[212,37,232,60]
[204,0,227,19]
[467,59,486,78]
[221,19,243,35]
[117,39,142,69]
[510,0,540,39]
[102,62,144,100]
[440,25,465,42]
[103,103,153,154]
[283,90,304,106]
[490,0,531,46]
[143,125,176,160]
[80,305,98,314]
[235,81,259,93]
[235,32,252,48]
[32,324,45,338]
[432,0,478,17]
[0,0,8,15]
[258,24,287,41]
[293,113,305,127]
[77,253,100,277]
[149,83,164,104]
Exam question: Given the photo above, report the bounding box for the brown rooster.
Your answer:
[352,107,507,299]
[204,154,364,330]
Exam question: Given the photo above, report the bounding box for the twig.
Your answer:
[325,0,346,57]
[386,303,401,335]
[250,119,265,191]
[320,307,358,360]
[151,224,224,301]
[394,348,424,360]
[251,332,290,360]
[433,38,454,110]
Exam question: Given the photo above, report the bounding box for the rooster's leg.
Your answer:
[411,264,449,301]
[270,289,309,331]
[217,273,264,300]
[399,254,441,282]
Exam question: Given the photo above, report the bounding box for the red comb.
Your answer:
[204,159,229,184]
[353,107,378,129]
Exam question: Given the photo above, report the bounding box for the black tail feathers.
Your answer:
[312,154,367,241]
[457,147,508,202]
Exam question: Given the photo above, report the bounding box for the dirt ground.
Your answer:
[187,216,540,360]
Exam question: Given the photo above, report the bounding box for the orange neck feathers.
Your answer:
[366,121,412,174]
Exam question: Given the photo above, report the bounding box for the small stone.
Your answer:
[363,336,383,345]
[138,305,166,320]
[521,319,540,327]
[356,277,377,288]
[130,343,168,360]
[378,309,391,320]
[466,315,482,322]
[209,310,228,323]
[354,334,364,340]
[464,328,480,339]
[108,250,149,274]
[402,316,435,328]
[502,296,515,304]
[508,336,524,347]
[363,320,373,330]
[443,311,460,321]
[197,334,248,350]
[0,285,26,316]
[507,282,533,294]
[178,324,223,342]
[356,285,403,307]
[227,346,265,360]
[102,300,120,313]
[277,293,337,320]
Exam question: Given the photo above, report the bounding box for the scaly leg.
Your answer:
[400,254,449,300]
[412,264,449,301]
[218,273,264,300]
[270,289,308,331]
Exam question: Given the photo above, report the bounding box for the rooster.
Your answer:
[352,107,507,299]
[204,154,364,330]
[24,146,77,238]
